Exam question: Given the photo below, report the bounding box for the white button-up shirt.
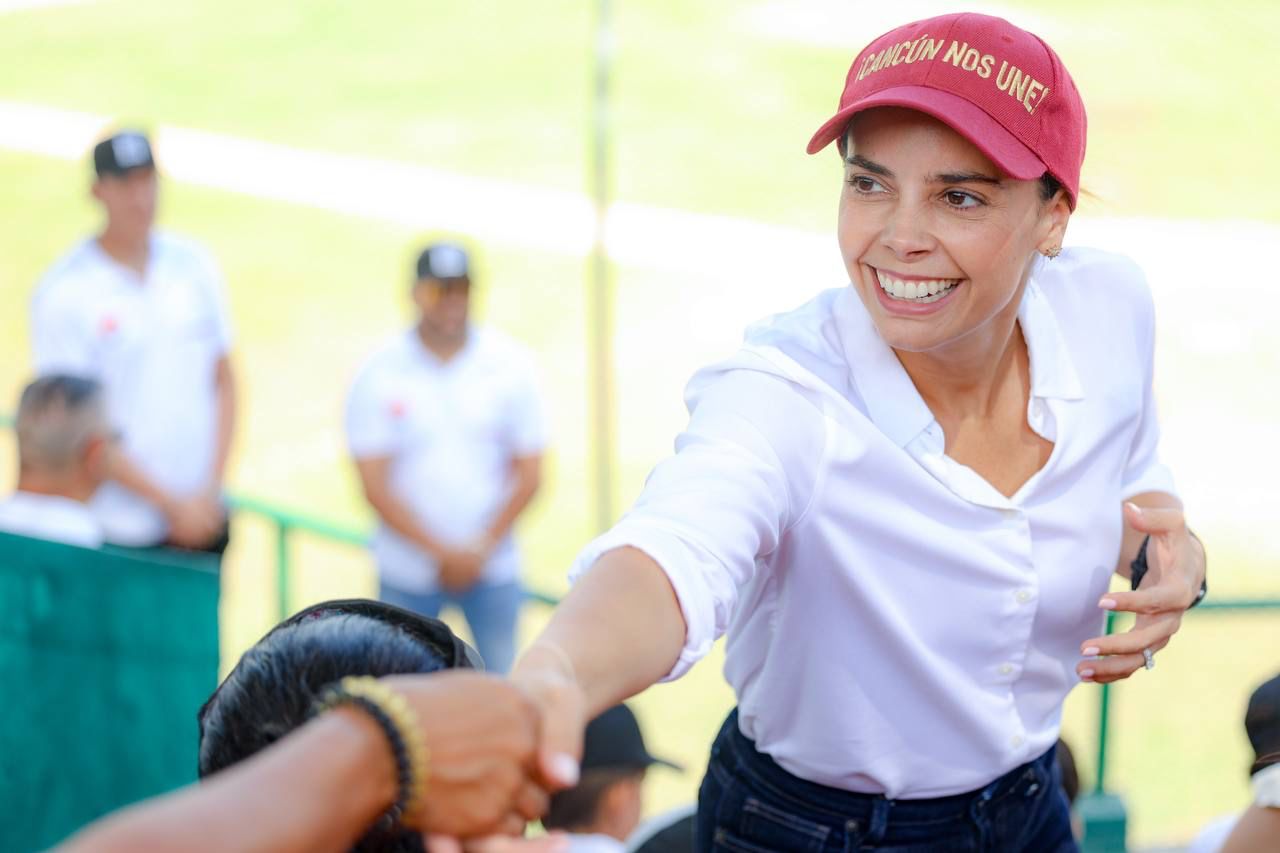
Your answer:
[30,233,234,546]
[571,248,1175,798]
[346,327,547,593]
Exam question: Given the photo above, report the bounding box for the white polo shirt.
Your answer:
[572,247,1176,799]
[346,327,547,593]
[0,491,104,549]
[30,233,234,546]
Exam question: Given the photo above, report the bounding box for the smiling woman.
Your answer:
[504,11,1207,853]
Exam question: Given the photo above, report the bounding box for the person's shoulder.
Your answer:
[152,230,210,259]
[353,332,416,380]
[1037,246,1152,313]
[471,326,539,377]
[731,287,855,398]
[686,341,831,436]
[152,231,221,276]
[0,492,103,549]
[473,325,532,359]
[743,287,846,354]
[33,239,99,304]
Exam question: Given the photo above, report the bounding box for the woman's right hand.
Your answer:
[384,671,552,838]
[510,643,588,793]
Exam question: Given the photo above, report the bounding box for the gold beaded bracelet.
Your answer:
[313,676,429,830]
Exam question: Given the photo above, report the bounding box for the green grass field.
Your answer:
[1,0,1278,847]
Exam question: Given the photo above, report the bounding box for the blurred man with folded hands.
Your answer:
[30,130,237,558]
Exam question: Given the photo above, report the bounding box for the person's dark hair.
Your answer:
[1039,172,1063,203]
[1246,673,1280,777]
[542,767,644,832]
[198,614,451,852]
[1055,738,1079,805]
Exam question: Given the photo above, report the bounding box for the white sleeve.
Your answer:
[1120,270,1177,499]
[30,285,98,377]
[345,363,399,459]
[505,358,548,456]
[568,367,826,680]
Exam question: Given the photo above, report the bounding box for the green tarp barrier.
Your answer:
[0,531,219,852]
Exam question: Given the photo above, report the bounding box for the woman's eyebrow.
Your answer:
[932,170,1004,186]
[845,154,892,176]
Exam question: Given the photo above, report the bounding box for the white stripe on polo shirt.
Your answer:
[571,247,1175,799]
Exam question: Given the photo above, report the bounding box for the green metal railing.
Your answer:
[0,410,560,619]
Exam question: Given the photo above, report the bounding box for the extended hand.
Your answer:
[510,643,587,794]
[1077,503,1205,684]
[387,672,550,838]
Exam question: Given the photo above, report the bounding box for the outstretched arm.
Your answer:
[512,546,688,776]
[59,672,556,851]
[58,708,397,853]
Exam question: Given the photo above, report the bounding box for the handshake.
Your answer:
[60,601,596,853]
[66,601,609,845]
[384,659,589,842]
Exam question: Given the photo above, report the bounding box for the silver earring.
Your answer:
[1042,246,1061,259]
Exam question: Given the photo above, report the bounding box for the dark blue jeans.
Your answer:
[697,710,1077,852]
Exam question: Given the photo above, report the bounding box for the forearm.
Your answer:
[516,547,686,716]
[366,488,448,558]
[209,357,237,491]
[58,709,395,853]
[483,472,540,545]
[1221,806,1280,853]
[107,447,172,509]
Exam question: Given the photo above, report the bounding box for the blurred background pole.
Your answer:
[588,0,616,534]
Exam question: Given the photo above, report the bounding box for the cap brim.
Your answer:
[95,162,156,178]
[647,754,684,772]
[806,85,1046,181]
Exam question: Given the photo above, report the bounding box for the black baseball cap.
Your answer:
[93,131,155,177]
[416,242,471,282]
[581,704,682,773]
[1246,673,1280,775]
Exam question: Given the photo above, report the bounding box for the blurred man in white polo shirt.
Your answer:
[29,131,237,556]
[0,375,111,548]
[346,242,546,673]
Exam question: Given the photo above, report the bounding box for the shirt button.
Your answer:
[1002,508,1020,519]
[1011,734,1025,748]
[999,663,1015,676]
[1016,589,1033,604]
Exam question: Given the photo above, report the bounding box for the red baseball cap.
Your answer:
[807,13,1086,208]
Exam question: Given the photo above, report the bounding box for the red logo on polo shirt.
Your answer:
[99,315,119,335]
[389,400,407,419]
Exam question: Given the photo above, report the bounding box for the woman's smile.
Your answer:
[867,264,966,316]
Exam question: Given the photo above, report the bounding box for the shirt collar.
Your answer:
[834,275,1084,448]
[835,287,935,448]
[1018,275,1085,402]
